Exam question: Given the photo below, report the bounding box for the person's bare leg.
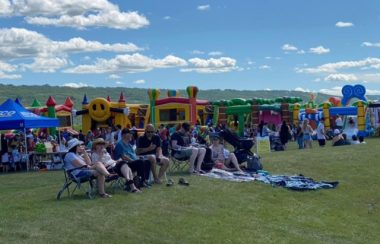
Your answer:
[157,157,169,180]
[120,164,140,192]
[228,153,242,171]
[188,148,198,173]
[196,148,206,172]
[146,155,159,183]
[93,162,111,176]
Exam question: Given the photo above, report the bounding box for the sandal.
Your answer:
[166,179,174,187]
[99,193,112,198]
[178,178,189,186]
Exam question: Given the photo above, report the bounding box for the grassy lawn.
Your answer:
[1,138,379,243]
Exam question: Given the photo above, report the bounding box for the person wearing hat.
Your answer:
[91,138,140,193]
[209,134,242,172]
[64,138,112,198]
[114,128,151,187]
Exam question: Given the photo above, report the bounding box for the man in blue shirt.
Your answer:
[114,128,151,186]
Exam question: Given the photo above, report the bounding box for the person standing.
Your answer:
[335,115,343,130]
[316,118,326,147]
[279,121,291,150]
[302,119,313,149]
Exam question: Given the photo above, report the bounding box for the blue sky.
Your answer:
[1,0,380,96]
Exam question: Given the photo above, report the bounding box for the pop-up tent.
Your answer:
[0,98,59,130]
[0,98,59,170]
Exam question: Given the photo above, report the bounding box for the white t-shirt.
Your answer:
[335,117,343,127]
[91,151,116,168]
[316,122,325,140]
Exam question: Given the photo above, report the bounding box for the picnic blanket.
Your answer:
[202,169,339,191]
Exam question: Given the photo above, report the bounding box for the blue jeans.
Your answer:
[297,137,304,149]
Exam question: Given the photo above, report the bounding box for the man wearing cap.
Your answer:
[114,128,151,186]
[136,124,170,184]
[171,122,206,174]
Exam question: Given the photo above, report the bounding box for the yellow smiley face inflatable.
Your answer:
[88,98,111,122]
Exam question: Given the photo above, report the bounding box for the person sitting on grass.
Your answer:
[64,138,113,198]
[91,138,141,193]
[331,129,348,147]
[209,135,243,172]
[351,135,360,145]
[136,124,170,184]
[171,122,206,174]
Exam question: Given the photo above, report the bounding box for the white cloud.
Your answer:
[197,5,210,11]
[247,60,255,65]
[22,57,68,72]
[0,0,149,30]
[208,51,223,56]
[294,87,311,93]
[62,82,90,88]
[335,21,354,28]
[192,50,204,55]
[0,0,12,16]
[180,57,237,73]
[259,65,271,70]
[297,50,305,54]
[361,42,380,48]
[319,86,342,96]
[115,81,123,85]
[282,43,298,52]
[324,73,358,82]
[0,28,142,73]
[163,16,171,20]
[64,53,187,74]
[133,79,145,84]
[265,56,281,60]
[295,57,380,74]
[309,46,330,54]
[0,71,21,79]
[0,60,16,72]
[109,74,121,80]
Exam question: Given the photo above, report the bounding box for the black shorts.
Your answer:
[318,139,326,146]
[108,160,128,176]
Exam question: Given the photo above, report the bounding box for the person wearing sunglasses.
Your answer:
[136,124,170,184]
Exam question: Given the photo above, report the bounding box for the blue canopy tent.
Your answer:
[0,98,60,170]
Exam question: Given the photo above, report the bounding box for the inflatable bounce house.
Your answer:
[77,86,212,132]
[27,96,76,135]
[76,93,148,133]
[148,86,210,127]
[295,84,370,137]
[212,97,302,136]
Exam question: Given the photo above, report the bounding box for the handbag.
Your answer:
[246,154,263,171]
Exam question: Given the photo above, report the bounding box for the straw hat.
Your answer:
[67,138,84,151]
[92,138,108,149]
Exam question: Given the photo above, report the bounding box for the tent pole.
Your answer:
[24,127,29,172]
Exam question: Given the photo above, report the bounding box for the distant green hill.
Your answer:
[0,84,379,109]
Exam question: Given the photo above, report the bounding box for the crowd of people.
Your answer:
[254,115,367,150]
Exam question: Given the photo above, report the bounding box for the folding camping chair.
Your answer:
[56,165,97,200]
[168,146,190,172]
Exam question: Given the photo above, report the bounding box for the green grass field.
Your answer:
[1,139,379,244]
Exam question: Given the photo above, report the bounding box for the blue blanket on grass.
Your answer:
[202,169,339,191]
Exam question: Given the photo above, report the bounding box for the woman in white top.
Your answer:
[64,138,112,198]
[209,135,242,172]
[91,138,140,193]
[302,119,313,149]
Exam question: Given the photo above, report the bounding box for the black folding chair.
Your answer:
[56,165,97,200]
